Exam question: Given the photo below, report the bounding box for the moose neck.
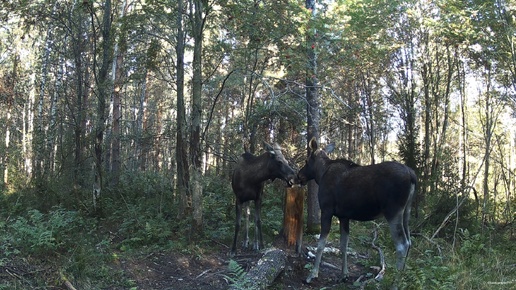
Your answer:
[313,153,332,184]
[254,152,279,183]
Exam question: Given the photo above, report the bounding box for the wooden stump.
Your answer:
[230,249,287,290]
[283,186,305,253]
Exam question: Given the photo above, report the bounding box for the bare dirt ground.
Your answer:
[117,237,371,290]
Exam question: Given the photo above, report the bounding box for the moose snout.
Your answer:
[295,173,308,186]
[287,175,301,186]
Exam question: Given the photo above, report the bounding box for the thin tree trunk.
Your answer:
[482,68,493,228]
[189,0,205,233]
[93,0,113,211]
[48,55,63,173]
[34,4,56,182]
[71,1,89,191]
[24,77,35,177]
[109,0,129,185]
[361,72,376,164]
[2,56,17,187]
[176,0,190,218]
[305,0,320,234]
[4,97,11,187]
[138,71,149,171]
[154,102,163,171]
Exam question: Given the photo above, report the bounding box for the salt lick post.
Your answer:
[282,185,305,254]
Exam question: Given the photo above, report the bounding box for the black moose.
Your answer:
[298,138,416,283]
[230,142,297,257]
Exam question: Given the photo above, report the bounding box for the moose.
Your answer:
[297,138,416,283]
[230,142,297,257]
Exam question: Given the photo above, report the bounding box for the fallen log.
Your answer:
[229,249,287,290]
[60,273,77,290]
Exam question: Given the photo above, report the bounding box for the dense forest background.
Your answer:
[1,0,515,289]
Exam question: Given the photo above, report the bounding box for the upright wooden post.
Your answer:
[283,186,305,253]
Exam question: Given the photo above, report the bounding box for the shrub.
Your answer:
[5,207,83,257]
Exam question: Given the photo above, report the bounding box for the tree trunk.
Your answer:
[48,55,63,174]
[283,186,304,254]
[189,0,205,233]
[138,70,149,171]
[2,55,17,187]
[71,3,89,190]
[110,0,128,186]
[305,0,320,235]
[154,102,163,171]
[176,0,190,218]
[229,249,287,290]
[34,4,56,182]
[3,94,11,187]
[93,0,113,211]
[482,68,494,228]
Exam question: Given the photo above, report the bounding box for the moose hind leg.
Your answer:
[243,202,250,249]
[254,198,264,250]
[403,184,415,249]
[339,218,350,280]
[388,214,410,271]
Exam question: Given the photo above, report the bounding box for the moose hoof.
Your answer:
[305,274,317,284]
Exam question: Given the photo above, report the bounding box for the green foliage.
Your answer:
[374,228,516,290]
[116,209,174,251]
[2,207,83,257]
[105,171,175,251]
[203,174,234,242]
[224,259,256,290]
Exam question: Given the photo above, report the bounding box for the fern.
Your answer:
[224,260,256,290]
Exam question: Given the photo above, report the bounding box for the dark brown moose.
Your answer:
[230,142,296,257]
[298,138,416,283]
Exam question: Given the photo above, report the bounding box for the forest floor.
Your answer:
[109,236,372,290]
[0,236,376,290]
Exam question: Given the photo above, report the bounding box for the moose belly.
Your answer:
[334,203,383,221]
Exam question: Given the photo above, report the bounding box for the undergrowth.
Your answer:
[224,260,257,290]
[0,171,514,289]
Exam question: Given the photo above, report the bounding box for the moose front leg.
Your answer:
[231,201,243,256]
[306,213,332,283]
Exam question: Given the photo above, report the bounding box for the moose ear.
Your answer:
[264,142,276,155]
[325,142,335,154]
[309,137,318,151]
